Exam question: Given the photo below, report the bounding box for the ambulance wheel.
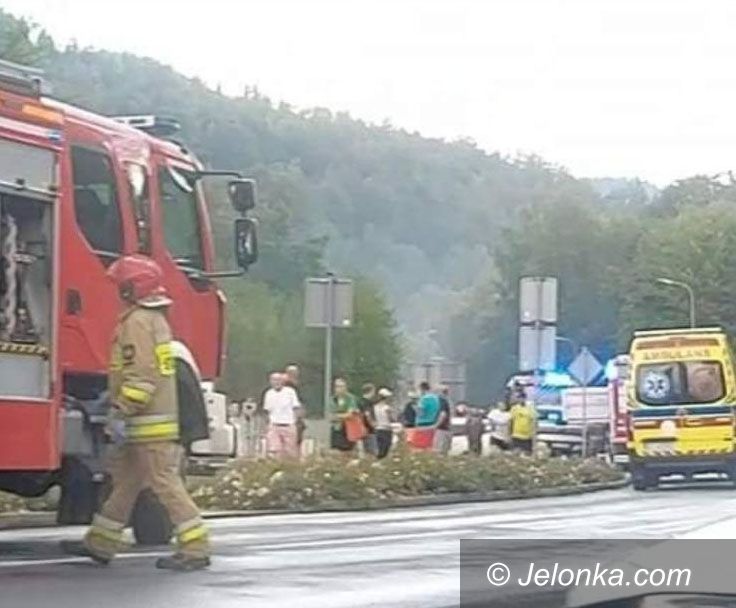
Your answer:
[131,489,173,546]
[632,478,649,491]
[631,466,650,491]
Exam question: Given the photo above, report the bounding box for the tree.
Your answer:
[620,204,736,344]
[332,279,402,392]
[0,10,54,65]
[655,175,736,216]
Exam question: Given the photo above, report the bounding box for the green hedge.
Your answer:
[192,449,624,511]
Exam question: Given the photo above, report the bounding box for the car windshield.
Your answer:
[636,360,725,406]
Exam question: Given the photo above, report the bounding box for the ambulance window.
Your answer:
[158,165,203,270]
[637,364,683,405]
[126,163,151,254]
[637,361,725,405]
[71,147,123,261]
[686,361,724,403]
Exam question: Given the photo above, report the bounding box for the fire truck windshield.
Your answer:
[159,165,204,270]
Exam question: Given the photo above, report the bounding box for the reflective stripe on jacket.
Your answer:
[109,305,179,443]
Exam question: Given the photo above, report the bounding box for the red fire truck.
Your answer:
[0,60,258,541]
[608,354,631,468]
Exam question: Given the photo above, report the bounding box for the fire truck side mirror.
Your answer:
[234,217,258,269]
[228,179,256,213]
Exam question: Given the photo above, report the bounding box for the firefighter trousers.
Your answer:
[84,442,209,561]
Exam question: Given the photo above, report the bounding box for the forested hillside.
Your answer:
[4,9,736,404]
[45,48,582,339]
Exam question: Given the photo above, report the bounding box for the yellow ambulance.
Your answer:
[628,327,736,490]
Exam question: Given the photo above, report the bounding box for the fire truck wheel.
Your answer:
[57,457,102,525]
[131,453,187,546]
[131,489,173,546]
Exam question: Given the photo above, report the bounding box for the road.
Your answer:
[1,486,736,608]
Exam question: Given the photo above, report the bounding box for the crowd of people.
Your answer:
[257,367,538,460]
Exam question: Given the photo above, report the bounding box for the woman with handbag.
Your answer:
[330,377,363,452]
[407,382,441,450]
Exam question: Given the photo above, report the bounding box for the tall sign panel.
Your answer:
[518,277,558,373]
[305,276,354,421]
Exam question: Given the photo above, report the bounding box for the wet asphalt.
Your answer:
[1,485,735,608]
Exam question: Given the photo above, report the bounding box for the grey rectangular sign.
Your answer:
[519,277,558,324]
[518,325,556,371]
[304,278,354,328]
[461,539,736,607]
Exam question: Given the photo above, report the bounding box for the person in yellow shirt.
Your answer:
[509,393,535,455]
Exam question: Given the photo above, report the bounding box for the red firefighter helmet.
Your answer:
[106,255,171,307]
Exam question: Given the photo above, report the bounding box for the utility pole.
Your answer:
[323,273,335,419]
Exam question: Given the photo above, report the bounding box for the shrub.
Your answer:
[192,448,623,511]
[0,491,26,513]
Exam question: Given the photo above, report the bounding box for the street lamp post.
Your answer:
[655,278,696,328]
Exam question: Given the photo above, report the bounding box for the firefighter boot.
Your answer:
[155,554,211,572]
[59,540,110,565]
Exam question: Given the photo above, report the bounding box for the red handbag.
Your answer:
[406,427,435,450]
[344,413,368,442]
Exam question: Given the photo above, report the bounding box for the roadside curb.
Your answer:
[0,511,56,530]
[0,476,629,529]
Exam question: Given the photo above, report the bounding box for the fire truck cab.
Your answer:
[0,60,257,539]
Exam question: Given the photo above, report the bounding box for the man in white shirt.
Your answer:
[262,372,301,458]
[488,401,511,451]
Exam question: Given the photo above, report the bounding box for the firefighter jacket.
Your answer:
[109,304,179,443]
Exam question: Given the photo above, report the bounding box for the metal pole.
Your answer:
[532,282,544,454]
[656,278,696,328]
[581,348,589,458]
[323,274,335,420]
[686,284,696,329]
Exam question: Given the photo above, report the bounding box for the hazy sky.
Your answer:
[4,0,736,185]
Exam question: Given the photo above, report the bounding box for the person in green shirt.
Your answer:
[330,377,359,451]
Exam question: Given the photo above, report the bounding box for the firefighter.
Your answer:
[61,255,210,571]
